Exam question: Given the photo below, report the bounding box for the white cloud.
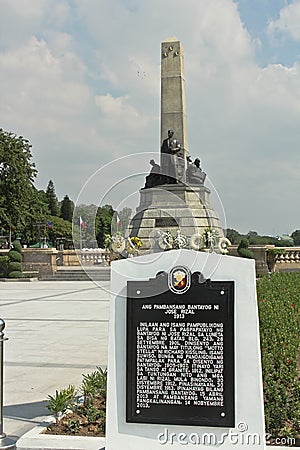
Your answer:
[95,93,150,129]
[0,0,47,19]
[268,0,300,41]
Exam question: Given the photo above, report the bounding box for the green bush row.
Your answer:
[257,272,300,438]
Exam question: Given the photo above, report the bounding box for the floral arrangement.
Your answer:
[157,228,230,254]
[126,236,142,254]
[104,228,231,256]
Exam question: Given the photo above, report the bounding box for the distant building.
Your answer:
[278,235,294,244]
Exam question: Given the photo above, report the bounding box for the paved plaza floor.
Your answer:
[0,280,110,441]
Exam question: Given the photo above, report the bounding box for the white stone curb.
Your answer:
[16,417,106,450]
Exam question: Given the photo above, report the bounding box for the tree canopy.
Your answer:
[95,205,115,248]
[60,195,74,222]
[0,128,37,234]
[46,180,59,216]
[291,230,300,246]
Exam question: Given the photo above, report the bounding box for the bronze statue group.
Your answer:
[144,130,206,189]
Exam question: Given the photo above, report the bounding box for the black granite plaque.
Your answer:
[126,274,234,427]
[155,217,178,228]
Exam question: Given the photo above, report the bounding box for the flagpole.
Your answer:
[79,219,82,251]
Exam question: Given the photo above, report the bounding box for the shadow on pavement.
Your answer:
[4,400,49,422]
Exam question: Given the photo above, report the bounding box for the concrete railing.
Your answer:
[270,247,300,273]
[77,249,110,266]
[228,245,300,275]
[55,249,110,266]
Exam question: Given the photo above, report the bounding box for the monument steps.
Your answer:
[40,266,111,281]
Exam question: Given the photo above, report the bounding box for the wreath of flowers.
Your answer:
[126,236,142,254]
[158,230,174,250]
[173,230,188,249]
[189,233,204,251]
[111,233,125,253]
[203,228,219,248]
[218,237,231,254]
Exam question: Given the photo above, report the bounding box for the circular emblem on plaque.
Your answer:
[168,266,191,294]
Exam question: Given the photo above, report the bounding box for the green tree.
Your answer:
[60,195,74,222]
[45,216,72,244]
[117,207,132,234]
[95,205,115,248]
[20,188,50,245]
[246,230,259,244]
[225,228,241,245]
[46,180,59,216]
[291,230,300,246]
[0,128,37,233]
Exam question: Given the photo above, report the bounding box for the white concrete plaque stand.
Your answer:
[106,250,266,449]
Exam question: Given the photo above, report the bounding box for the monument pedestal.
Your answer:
[129,184,224,250]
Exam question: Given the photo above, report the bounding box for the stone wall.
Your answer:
[22,248,58,276]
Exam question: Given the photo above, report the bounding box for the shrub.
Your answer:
[47,385,76,421]
[11,240,22,253]
[0,256,9,277]
[8,262,22,273]
[8,240,23,278]
[46,367,107,436]
[81,366,107,405]
[8,271,23,278]
[238,248,254,258]
[237,238,254,259]
[8,250,22,263]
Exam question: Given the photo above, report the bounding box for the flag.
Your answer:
[79,216,85,229]
[116,214,121,227]
[46,221,53,229]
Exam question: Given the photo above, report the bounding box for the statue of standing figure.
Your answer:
[160,130,185,184]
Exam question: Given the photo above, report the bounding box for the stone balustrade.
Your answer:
[78,249,110,266]
[2,245,300,279]
[228,245,300,275]
[57,249,110,266]
[271,247,300,272]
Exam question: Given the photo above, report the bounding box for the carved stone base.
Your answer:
[128,184,224,250]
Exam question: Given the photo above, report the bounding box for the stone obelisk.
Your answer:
[128,39,224,250]
[161,37,188,159]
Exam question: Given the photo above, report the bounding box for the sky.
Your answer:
[0,0,300,236]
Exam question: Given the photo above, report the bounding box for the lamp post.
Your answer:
[0,320,16,449]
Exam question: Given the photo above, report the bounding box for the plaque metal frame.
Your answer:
[126,274,235,427]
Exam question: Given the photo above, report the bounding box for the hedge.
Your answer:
[257,272,300,438]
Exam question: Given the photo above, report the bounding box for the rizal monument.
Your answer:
[106,38,266,450]
[128,37,225,251]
